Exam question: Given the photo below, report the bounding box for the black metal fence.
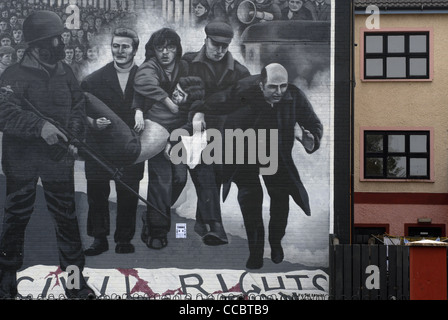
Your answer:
[329,244,410,300]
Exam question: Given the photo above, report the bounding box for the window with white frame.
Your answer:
[363,130,430,179]
[363,32,430,80]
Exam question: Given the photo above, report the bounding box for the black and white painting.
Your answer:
[0,0,336,300]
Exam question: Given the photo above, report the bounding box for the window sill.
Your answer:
[360,178,434,182]
[360,78,433,82]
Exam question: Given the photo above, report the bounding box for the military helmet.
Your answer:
[22,10,65,44]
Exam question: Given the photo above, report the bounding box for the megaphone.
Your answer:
[237,0,257,24]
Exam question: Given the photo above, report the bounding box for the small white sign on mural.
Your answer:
[176,223,187,239]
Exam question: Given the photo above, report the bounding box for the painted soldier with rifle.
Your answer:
[0,10,95,299]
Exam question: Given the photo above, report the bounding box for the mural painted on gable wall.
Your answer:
[0,0,333,300]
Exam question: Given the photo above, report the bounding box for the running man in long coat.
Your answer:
[202,63,323,269]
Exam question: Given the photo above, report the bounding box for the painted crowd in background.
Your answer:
[0,0,333,299]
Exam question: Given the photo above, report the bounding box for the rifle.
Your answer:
[20,96,170,220]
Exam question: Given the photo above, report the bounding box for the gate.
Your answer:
[329,244,410,300]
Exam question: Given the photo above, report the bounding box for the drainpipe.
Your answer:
[350,0,355,244]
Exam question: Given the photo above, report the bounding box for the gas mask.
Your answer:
[36,36,66,65]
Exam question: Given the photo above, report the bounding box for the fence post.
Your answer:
[406,239,448,300]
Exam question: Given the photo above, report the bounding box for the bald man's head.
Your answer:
[259,63,289,105]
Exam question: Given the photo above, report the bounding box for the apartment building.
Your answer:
[353,0,448,243]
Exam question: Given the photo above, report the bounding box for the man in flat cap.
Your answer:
[182,20,250,246]
[183,21,249,97]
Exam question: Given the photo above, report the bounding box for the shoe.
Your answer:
[246,254,263,270]
[203,221,228,246]
[65,274,96,299]
[84,237,108,256]
[146,236,168,250]
[115,242,135,254]
[194,221,208,237]
[271,245,284,264]
[0,269,17,299]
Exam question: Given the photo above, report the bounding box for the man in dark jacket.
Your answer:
[281,0,313,20]
[203,63,323,269]
[209,0,244,31]
[0,10,94,298]
[304,0,331,21]
[80,27,144,255]
[182,21,250,100]
[182,21,250,246]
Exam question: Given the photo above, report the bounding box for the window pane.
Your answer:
[387,156,406,177]
[387,57,406,78]
[366,134,383,152]
[410,58,427,76]
[388,135,405,152]
[388,35,405,53]
[365,157,383,176]
[364,131,431,179]
[410,158,427,176]
[410,35,427,53]
[410,135,427,152]
[366,35,383,53]
[366,59,383,77]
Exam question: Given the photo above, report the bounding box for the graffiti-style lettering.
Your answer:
[216,274,229,292]
[99,276,110,296]
[41,277,53,298]
[285,274,309,290]
[261,276,285,291]
[240,272,262,295]
[179,274,209,296]
[312,274,327,292]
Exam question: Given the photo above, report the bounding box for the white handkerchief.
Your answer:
[180,131,208,169]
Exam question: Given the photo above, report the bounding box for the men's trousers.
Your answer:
[86,177,140,244]
[0,174,84,271]
[145,151,188,238]
[232,163,291,260]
